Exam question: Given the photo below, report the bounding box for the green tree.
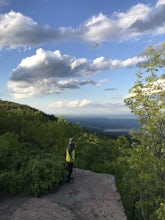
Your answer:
[123,43,165,219]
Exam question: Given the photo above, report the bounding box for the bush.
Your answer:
[20,157,66,196]
[0,157,66,196]
[0,132,66,196]
[0,170,23,195]
[0,133,28,170]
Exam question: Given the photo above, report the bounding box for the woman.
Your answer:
[66,137,76,182]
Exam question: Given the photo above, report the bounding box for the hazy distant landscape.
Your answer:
[65,116,140,135]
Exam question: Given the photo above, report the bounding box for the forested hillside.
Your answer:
[0,99,126,197]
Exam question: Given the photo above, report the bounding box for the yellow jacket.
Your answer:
[66,146,75,162]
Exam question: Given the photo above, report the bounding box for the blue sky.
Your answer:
[0,0,165,116]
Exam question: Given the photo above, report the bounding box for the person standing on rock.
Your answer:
[66,137,76,182]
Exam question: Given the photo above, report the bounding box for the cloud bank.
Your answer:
[49,99,91,108]
[8,48,146,98]
[0,0,165,49]
[47,99,130,115]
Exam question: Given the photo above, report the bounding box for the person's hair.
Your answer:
[69,137,74,144]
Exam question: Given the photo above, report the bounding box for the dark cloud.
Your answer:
[131,4,165,32]
[79,80,97,85]
[104,88,118,91]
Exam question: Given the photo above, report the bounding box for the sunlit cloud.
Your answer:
[49,99,92,108]
[0,1,165,49]
[48,99,130,115]
[0,11,73,49]
[49,100,63,108]
[8,48,146,98]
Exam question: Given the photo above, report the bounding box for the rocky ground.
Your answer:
[0,168,127,220]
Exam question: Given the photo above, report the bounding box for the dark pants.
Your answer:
[66,162,73,180]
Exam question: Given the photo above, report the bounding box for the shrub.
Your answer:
[20,157,66,196]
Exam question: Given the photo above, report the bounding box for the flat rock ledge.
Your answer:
[0,168,127,220]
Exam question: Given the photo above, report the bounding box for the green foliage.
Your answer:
[156,202,165,220]
[0,102,72,196]
[75,130,129,175]
[0,170,23,195]
[122,43,165,219]
[20,157,65,196]
[0,133,28,170]
[0,100,57,135]
[0,132,66,196]
[1,100,120,197]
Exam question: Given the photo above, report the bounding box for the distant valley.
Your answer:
[64,116,140,135]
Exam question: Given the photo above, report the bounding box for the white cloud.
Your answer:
[0,1,165,49]
[8,48,147,98]
[78,2,165,42]
[47,99,130,115]
[68,100,79,108]
[70,58,87,69]
[122,56,146,67]
[130,2,165,35]
[49,101,63,108]
[79,99,92,107]
[93,57,105,64]
[156,0,165,6]
[0,11,73,49]
[68,99,92,108]
[8,78,102,99]
[49,99,92,108]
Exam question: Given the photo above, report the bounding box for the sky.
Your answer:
[0,0,165,116]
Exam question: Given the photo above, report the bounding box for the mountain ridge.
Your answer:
[0,99,57,122]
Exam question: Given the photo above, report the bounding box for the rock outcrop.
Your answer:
[0,168,127,220]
